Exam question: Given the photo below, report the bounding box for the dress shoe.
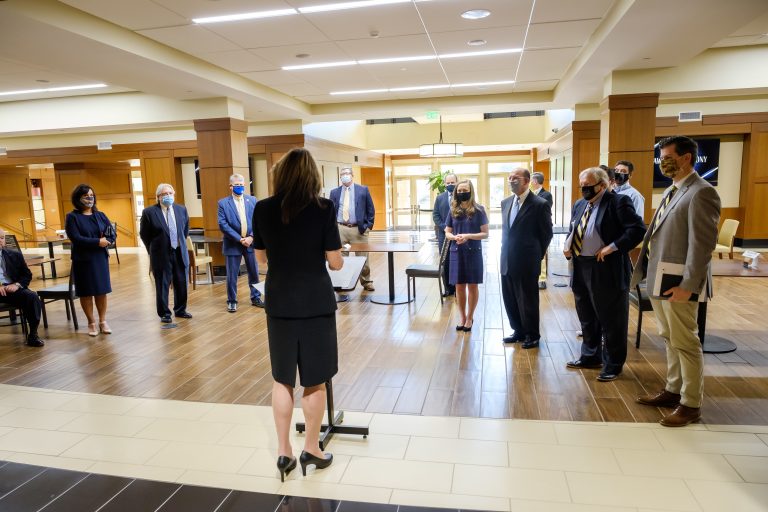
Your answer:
[227,302,237,313]
[441,291,455,297]
[566,359,602,370]
[576,331,583,337]
[99,322,112,334]
[87,322,99,337]
[660,404,701,427]
[276,455,297,482]
[175,311,193,319]
[538,281,547,290]
[25,334,44,347]
[456,324,466,331]
[251,297,265,308]
[503,335,525,344]
[522,338,540,349]
[362,282,375,292]
[597,371,620,382]
[636,389,681,408]
[299,450,333,476]
[462,321,473,332]
[161,315,172,324]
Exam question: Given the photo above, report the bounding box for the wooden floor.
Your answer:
[2,231,767,425]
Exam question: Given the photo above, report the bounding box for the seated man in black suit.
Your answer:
[0,229,44,347]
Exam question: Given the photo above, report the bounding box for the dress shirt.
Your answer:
[0,250,7,284]
[579,192,606,257]
[162,204,178,249]
[509,189,530,226]
[234,195,248,237]
[615,183,645,216]
[336,184,357,225]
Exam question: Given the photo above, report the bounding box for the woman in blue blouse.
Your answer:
[445,180,489,332]
[65,184,116,337]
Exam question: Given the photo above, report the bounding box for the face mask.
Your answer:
[81,197,94,208]
[445,184,456,194]
[614,173,628,185]
[455,191,471,203]
[341,175,352,185]
[581,184,600,201]
[232,185,245,195]
[161,195,174,207]
[660,157,680,178]
[509,180,524,195]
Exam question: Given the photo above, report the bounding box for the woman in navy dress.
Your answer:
[445,180,489,332]
[65,184,116,337]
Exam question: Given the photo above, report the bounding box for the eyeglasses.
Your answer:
[159,191,174,197]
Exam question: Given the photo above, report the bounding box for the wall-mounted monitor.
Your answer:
[653,137,719,188]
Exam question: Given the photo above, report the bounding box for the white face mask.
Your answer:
[341,174,352,185]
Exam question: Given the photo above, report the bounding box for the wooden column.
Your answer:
[740,121,768,244]
[571,120,601,205]
[600,93,659,222]
[140,150,184,209]
[194,117,249,269]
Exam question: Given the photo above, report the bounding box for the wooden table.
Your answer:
[348,241,423,305]
[189,235,224,283]
[24,256,62,280]
[36,236,69,279]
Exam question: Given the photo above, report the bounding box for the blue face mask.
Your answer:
[445,184,456,194]
[161,195,174,207]
[232,185,245,195]
[341,174,352,185]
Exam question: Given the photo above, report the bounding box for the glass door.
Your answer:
[394,178,413,229]
[487,174,507,226]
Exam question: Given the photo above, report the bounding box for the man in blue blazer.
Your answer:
[217,174,262,312]
[0,229,44,347]
[139,183,191,323]
[329,167,375,290]
[432,173,457,297]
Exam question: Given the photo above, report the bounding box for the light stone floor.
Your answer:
[0,384,766,512]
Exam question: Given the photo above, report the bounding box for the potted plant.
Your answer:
[427,169,450,193]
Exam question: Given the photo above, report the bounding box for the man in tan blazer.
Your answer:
[631,135,720,427]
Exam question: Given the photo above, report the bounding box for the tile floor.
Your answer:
[0,384,766,511]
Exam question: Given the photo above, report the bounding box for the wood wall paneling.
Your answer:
[0,167,34,243]
[360,166,386,231]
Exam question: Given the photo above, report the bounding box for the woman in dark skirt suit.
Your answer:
[445,180,489,332]
[65,184,116,337]
[252,148,343,481]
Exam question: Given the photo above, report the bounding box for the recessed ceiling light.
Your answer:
[296,53,310,59]
[0,83,107,97]
[461,9,491,20]
[467,39,486,46]
[283,60,357,70]
[193,8,297,24]
[330,80,514,95]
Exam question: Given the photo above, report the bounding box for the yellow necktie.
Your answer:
[571,203,593,256]
[236,197,247,238]
[342,187,350,223]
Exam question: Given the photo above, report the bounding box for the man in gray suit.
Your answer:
[631,136,721,427]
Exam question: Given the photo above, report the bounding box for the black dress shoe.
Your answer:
[503,335,525,344]
[566,359,603,370]
[276,455,296,482]
[161,315,172,324]
[462,322,473,332]
[597,371,620,382]
[442,291,455,297]
[299,450,333,476]
[456,324,465,331]
[538,281,547,290]
[175,311,193,319]
[522,338,540,349]
[26,334,44,347]
[251,297,265,308]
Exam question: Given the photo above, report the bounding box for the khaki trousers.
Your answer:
[337,224,372,284]
[650,298,703,408]
[538,254,547,283]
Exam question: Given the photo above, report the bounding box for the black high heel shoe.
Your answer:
[456,324,466,331]
[299,450,333,476]
[276,455,297,482]
[462,321,473,332]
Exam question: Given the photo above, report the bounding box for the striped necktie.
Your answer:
[571,203,593,256]
[648,185,677,257]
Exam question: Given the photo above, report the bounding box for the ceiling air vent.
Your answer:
[96,141,113,150]
[678,111,702,122]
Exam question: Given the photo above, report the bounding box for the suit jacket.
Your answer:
[217,194,257,255]
[329,184,375,234]
[536,188,553,209]
[0,249,33,289]
[65,210,116,262]
[630,173,720,300]
[566,192,646,290]
[432,191,452,230]
[139,203,190,273]
[500,193,553,277]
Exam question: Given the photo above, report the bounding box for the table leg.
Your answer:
[370,251,413,305]
[295,380,368,450]
[47,242,58,279]
[697,302,737,354]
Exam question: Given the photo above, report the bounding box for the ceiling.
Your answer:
[0,0,767,123]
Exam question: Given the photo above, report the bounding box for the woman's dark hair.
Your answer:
[71,184,97,211]
[272,148,324,224]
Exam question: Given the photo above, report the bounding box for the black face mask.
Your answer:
[455,192,471,203]
[614,173,628,185]
[581,184,600,201]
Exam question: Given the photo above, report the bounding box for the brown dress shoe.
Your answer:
[660,404,701,427]
[636,389,681,408]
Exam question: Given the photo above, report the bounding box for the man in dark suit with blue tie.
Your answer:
[564,167,646,382]
[500,169,553,349]
[217,174,263,313]
[329,167,375,291]
[432,173,457,297]
[139,183,191,323]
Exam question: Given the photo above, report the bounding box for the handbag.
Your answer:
[103,220,116,241]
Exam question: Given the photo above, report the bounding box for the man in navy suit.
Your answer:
[329,167,375,290]
[217,174,262,312]
[432,173,457,297]
[140,183,191,323]
[500,169,553,349]
[0,229,44,347]
[564,167,646,382]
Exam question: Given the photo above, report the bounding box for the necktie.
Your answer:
[648,185,677,257]
[571,203,593,256]
[342,187,350,223]
[508,196,520,227]
[167,206,178,250]
[236,197,247,238]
